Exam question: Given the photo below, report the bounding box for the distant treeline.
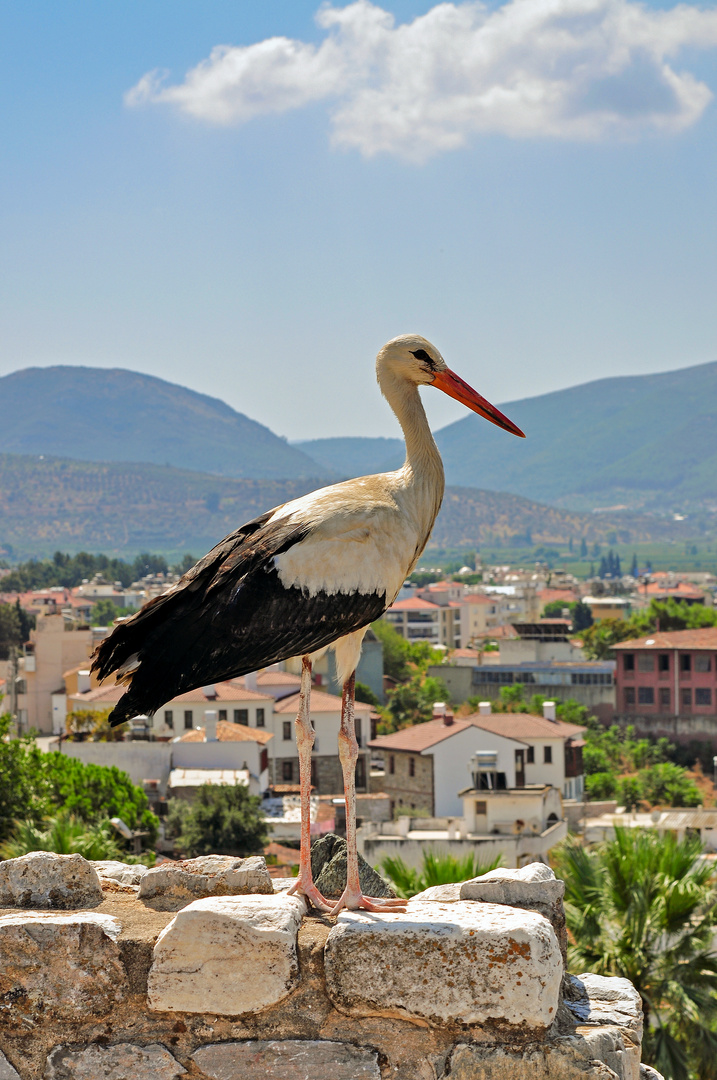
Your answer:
[0,551,196,593]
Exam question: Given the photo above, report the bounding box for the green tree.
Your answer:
[380,850,503,899]
[0,813,125,861]
[40,753,158,841]
[555,828,717,1080]
[638,762,702,808]
[173,784,268,857]
[0,602,21,660]
[371,619,443,683]
[383,674,449,731]
[354,682,379,707]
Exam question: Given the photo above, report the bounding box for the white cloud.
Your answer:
[126,0,717,160]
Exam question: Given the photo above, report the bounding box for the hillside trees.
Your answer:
[555,828,717,1080]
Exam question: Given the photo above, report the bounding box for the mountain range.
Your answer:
[0,453,699,563]
[1,360,715,527]
[299,362,717,513]
[0,367,323,481]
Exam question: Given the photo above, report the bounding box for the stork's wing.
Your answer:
[91,501,391,726]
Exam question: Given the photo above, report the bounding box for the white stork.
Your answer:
[92,335,524,913]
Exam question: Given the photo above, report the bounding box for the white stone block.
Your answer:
[192,1040,381,1079]
[91,861,148,887]
[0,1052,21,1080]
[0,852,103,909]
[325,899,562,1028]
[138,855,272,905]
[0,912,125,1020]
[148,894,306,1014]
[411,882,462,902]
[44,1042,186,1079]
[460,863,565,907]
[566,974,643,1042]
[448,1042,623,1078]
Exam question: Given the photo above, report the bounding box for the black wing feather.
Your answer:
[91,510,387,726]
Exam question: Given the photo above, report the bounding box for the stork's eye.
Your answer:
[410,349,432,363]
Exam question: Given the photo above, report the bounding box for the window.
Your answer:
[355,756,366,788]
[282,721,292,741]
[659,688,670,709]
[623,653,635,671]
[526,746,534,764]
[475,800,487,815]
[164,710,174,730]
[624,687,636,707]
[696,688,712,706]
[234,709,248,726]
[256,708,265,728]
[355,716,362,746]
[637,654,655,673]
[695,656,711,673]
[218,709,227,722]
[680,654,692,672]
[681,688,692,708]
[544,745,552,764]
[260,749,268,772]
[282,760,293,782]
[658,654,670,672]
[638,686,654,705]
[183,710,193,729]
[389,755,395,775]
[409,757,415,777]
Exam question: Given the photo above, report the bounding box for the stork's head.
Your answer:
[377,334,525,438]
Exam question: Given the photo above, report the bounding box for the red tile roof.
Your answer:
[466,712,585,740]
[274,689,372,714]
[70,678,273,707]
[389,597,440,611]
[613,628,717,650]
[369,717,483,752]
[179,721,273,745]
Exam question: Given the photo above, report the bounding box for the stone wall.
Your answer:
[0,852,661,1080]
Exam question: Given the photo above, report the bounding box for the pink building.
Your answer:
[614,628,717,737]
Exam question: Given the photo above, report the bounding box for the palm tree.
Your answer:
[379,850,503,899]
[0,812,125,861]
[554,828,717,1080]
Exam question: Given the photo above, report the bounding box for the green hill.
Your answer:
[294,436,404,476]
[0,453,703,564]
[435,361,717,512]
[0,366,327,481]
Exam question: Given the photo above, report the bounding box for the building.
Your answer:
[16,614,106,734]
[284,627,384,703]
[613,628,717,741]
[358,783,566,870]
[384,597,441,645]
[272,688,372,794]
[428,621,615,720]
[368,701,585,816]
[583,596,632,622]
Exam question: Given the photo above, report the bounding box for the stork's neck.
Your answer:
[383,373,445,502]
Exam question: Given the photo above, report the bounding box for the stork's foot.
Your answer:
[328,888,408,915]
[287,876,333,913]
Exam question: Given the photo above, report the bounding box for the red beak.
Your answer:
[432,368,526,438]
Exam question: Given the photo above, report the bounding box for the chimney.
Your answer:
[543,701,557,722]
[478,701,492,716]
[443,709,454,727]
[244,670,258,692]
[204,709,218,742]
[77,669,91,693]
[432,702,446,721]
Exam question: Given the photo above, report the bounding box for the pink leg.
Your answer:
[329,672,406,915]
[287,656,332,912]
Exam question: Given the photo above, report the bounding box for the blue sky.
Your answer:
[1,0,716,440]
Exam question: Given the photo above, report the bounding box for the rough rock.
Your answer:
[0,912,126,1020]
[448,1042,624,1078]
[138,855,273,908]
[639,1067,665,1080]
[325,899,562,1028]
[460,863,567,963]
[565,974,643,1045]
[311,834,394,899]
[412,882,462,902]
[192,1040,381,1079]
[0,1052,21,1080]
[44,1042,186,1079]
[148,893,306,1014]
[0,852,103,909]
[91,861,148,887]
